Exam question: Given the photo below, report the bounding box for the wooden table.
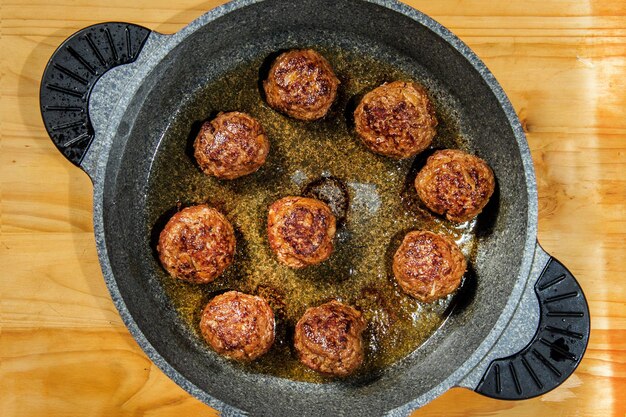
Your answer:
[1,1,624,416]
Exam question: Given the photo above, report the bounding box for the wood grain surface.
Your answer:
[1,0,625,416]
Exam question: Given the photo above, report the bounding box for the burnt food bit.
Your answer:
[415,149,495,222]
[263,49,340,121]
[393,230,466,302]
[302,176,350,223]
[267,196,337,268]
[200,291,275,362]
[294,300,366,377]
[157,204,236,284]
[354,81,437,159]
[194,111,270,179]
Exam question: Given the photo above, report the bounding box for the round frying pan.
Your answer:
[39,0,590,415]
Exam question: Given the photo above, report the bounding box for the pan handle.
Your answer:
[471,243,590,400]
[39,22,152,168]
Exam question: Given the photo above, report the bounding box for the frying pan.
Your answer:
[39,0,590,415]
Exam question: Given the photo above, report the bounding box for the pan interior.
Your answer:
[147,45,475,383]
[102,0,530,415]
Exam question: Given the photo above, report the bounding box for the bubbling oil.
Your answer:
[146,46,476,382]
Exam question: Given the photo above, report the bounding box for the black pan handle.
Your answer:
[39,22,151,166]
[475,253,590,400]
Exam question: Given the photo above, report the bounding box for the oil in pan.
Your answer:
[146,46,477,382]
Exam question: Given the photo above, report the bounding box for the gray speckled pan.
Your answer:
[39,0,590,415]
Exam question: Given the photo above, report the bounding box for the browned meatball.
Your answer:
[200,291,275,362]
[157,204,235,284]
[194,112,269,179]
[263,49,340,120]
[354,81,437,159]
[393,231,466,302]
[294,300,366,377]
[415,149,495,222]
[267,196,336,268]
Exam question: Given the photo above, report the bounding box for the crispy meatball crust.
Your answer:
[200,291,275,362]
[393,231,466,302]
[267,196,336,268]
[415,149,495,222]
[294,300,366,377]
[157,205,235,284]
[354,81,438,159]
[263,49,340,121]
[193,112,270,179]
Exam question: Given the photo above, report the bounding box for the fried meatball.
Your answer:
[294,300,366,377]
[415,149,495,222]
[263,49,340,120]
[267,196,336,268]
[354,81,437,159]
[193,112,269,179]
[393,231,466,302]
[200,291,275,362]
[157,204,235,284]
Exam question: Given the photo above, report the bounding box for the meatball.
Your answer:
[193,112,269,179]
[157,204,235,284]
[354,81,437,159]
[415,149,495,222]
[200,291,275,362]
[263,49,340,120]
[267,196,336,268]
[294,300,366,377]
[393,231,466,302]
